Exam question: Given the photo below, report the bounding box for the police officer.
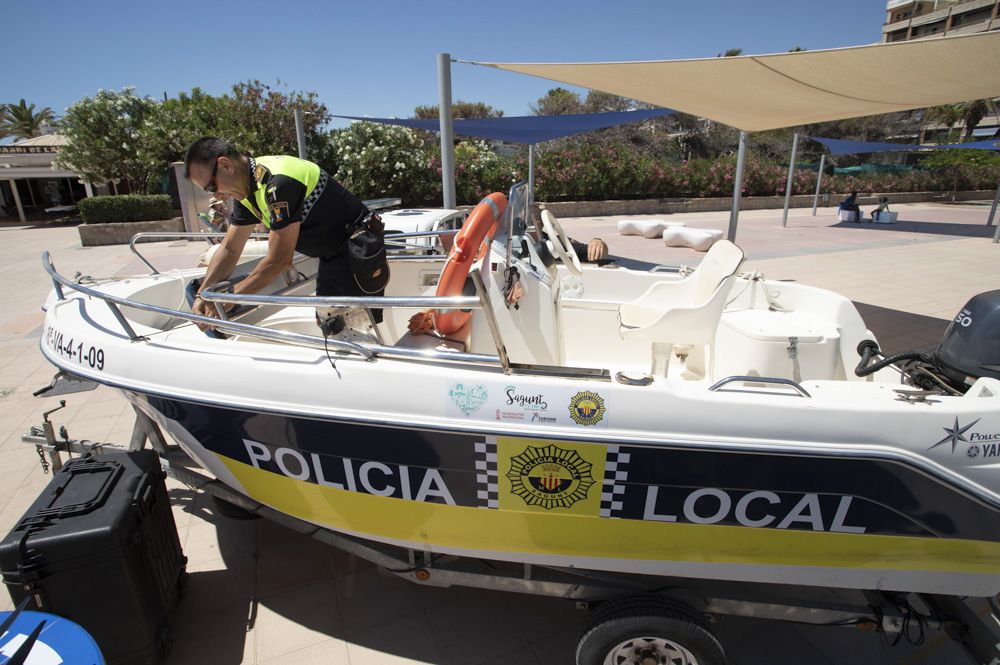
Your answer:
[183,137,383,326]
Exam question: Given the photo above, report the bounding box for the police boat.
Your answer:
[38,181,1000,598]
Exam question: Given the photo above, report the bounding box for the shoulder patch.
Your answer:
[268,201,290,224]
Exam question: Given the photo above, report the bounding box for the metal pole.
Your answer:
[294,107,307,159]
[987,180,999,227]
[812,154,826,216]
[528,144,535,207]
[726,131,748,242]
[782,133,799,228]
[437,53,456,209]
[7,179,26,222]
[992,180,1000,243]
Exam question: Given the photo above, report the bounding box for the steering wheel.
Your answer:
[541,210,583,277]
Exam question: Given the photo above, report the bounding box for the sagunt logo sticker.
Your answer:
[496,385,555,423]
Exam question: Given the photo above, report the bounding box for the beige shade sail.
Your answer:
[472,32,1000,132]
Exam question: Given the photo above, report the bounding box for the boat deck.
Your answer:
[2,200,998,664]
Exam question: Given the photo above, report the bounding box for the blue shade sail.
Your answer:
[332,109,674,145]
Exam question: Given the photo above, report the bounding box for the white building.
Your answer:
[883,0,1000,42]
[0,135,99,222]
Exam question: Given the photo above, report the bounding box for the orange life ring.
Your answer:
[433,192,507,335]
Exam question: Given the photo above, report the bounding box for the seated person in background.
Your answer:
[839,191,861,218]
[871,197,890,221]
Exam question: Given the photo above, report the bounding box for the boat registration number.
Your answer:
[44,326,105,371]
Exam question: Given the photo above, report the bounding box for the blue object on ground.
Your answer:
[0,607,104,665]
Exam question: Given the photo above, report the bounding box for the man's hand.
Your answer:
[192,294,232,331]
[586,238,609,262]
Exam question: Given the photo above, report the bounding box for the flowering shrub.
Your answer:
[328,122,436,205]
[326,129,1000,204]
[536,143,654,200]
[527,144,827,200]
[454,140,502,204]
[56,87,161,193]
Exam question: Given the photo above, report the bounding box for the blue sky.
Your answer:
[3,0,888,128]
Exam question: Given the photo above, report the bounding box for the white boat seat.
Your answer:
[715,309,843,382]
[618,240,744,377]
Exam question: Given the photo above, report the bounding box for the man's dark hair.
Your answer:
[183,137,243,179]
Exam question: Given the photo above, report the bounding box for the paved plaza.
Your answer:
[0,201,997,664]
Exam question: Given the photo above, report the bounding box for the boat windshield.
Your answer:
[494,181,529,265]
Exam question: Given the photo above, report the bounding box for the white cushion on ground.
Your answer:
[617,219,686,238]
[662,227,723,252]
[873,211,897,224]
[838,209,859,222]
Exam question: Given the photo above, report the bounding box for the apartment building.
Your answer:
[883,0,999,42]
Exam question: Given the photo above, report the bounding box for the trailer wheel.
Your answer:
[577,595,724,665]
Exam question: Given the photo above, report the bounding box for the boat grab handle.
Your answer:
[709,375,812,397]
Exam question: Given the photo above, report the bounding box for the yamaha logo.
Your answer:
[507,444,595,510]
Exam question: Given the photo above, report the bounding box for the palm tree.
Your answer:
[956,99,989,141]
[923,104,963,143]
[0,99,56,140]
[0,105,10,139]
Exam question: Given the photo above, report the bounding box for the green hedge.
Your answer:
[78,195,173,224]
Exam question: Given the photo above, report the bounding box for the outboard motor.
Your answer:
[855,290,1000,394]
[932,289,1000,390]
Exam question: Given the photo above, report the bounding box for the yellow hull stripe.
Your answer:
[221,457,1000,575]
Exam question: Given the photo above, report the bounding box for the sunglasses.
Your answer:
[203,158,219,194]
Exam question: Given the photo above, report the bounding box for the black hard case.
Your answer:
[0,451,187,664]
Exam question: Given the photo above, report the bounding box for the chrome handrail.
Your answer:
[129,229,455,274]
[384,228,459,252]
[41,252,502,366]
[129,232,271,274]
[364,197,402,211]
[709,375,812,398]
[197,289,480,310]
